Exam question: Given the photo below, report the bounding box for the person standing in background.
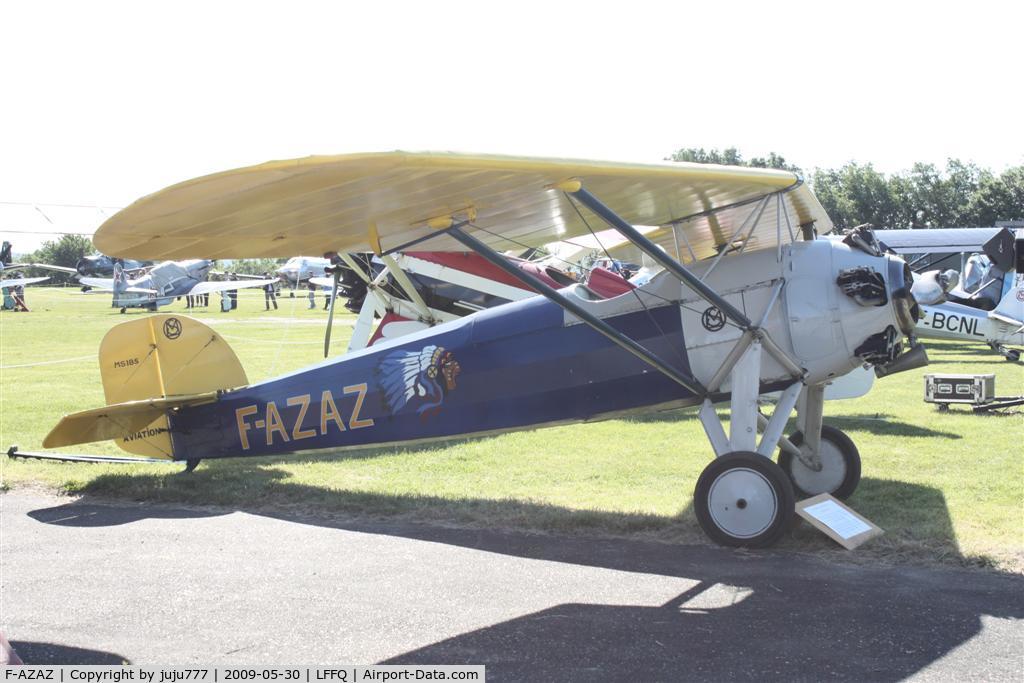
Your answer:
[228,273,239,310]
[264,273,278,310]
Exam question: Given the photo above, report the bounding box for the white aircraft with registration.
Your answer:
[79,259,278,313]
[880,227,1024,361]
[14,152,927,549]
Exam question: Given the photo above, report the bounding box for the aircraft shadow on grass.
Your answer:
[26,464,1024,679]
[823,413,965,439]
[9,641,129,665]
[921,344,1023,365]
[926,356,1019,366]
[618,405,981,437]
[924,341,1014,357]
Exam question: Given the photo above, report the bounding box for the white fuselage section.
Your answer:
[351,239,914,390]
[917,271,1024,348]
[558,238,914,392]
[918,303,991,342]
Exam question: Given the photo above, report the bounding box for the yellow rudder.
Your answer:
[44,314,248,458]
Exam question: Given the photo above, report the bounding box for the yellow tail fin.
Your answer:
[44,314,247,458]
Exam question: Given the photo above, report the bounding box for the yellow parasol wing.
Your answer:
[95,151,832,261]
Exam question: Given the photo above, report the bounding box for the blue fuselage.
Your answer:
[169,294,694,461]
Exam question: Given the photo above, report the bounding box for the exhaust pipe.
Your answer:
[875,343,929,378]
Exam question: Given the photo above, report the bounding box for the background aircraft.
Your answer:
[1,241,51,309]
[74,254,154,277]
[882,227,1024,361]
[276,255,331,288]
[81,259,278,312]
[1,240,54,277]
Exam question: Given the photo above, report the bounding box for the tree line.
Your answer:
[668,147,1023,230]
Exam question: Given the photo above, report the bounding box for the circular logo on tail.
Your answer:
[163,317,183,340]
[701,306,726,332]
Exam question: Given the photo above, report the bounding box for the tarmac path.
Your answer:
[2,491,1022,680]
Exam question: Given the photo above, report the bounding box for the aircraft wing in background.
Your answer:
[78,276,115,289]
[187,278,279,296]
[307,276,335,288]
[27,263,79,274]
[1,276,49,288]
[210,271,271,280]
[877,227,1005,256]
[78,276,158,295]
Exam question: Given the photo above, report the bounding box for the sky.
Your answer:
[2,0,1021,250]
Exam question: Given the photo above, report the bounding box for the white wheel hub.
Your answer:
[707,467,778,539]
[792,439,846,495]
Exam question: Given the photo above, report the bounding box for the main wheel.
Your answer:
[778,425,861,500]
[694,452,795,548]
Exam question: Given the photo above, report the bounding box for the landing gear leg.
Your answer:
[776,384,861,499]
[181,459,201,473]
[695,341,798,547]
[988,341,1021,362]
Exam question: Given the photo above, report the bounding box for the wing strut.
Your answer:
[446,225,706,396]
[323,266,342,357]
[563,184,753,329]
[560,183,805,379]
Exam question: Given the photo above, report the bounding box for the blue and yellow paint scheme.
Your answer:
[167,293,695,461]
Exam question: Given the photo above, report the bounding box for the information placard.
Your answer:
[796,493,883,549]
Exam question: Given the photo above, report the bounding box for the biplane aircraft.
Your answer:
[76,258,278,312]
[16,153,928,548]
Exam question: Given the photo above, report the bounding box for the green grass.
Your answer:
[2,287,1022,571]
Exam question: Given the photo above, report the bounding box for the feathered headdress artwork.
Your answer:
[376,344,461,417]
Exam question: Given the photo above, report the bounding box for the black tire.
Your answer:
[778,425,861,500]
[694,452,796,548]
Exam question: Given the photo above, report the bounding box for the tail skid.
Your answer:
[7,445,177,465]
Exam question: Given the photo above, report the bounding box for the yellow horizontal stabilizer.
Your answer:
[94,151,832,262]
[42,393,218,454]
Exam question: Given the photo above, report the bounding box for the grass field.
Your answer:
[2,286,1022,571]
